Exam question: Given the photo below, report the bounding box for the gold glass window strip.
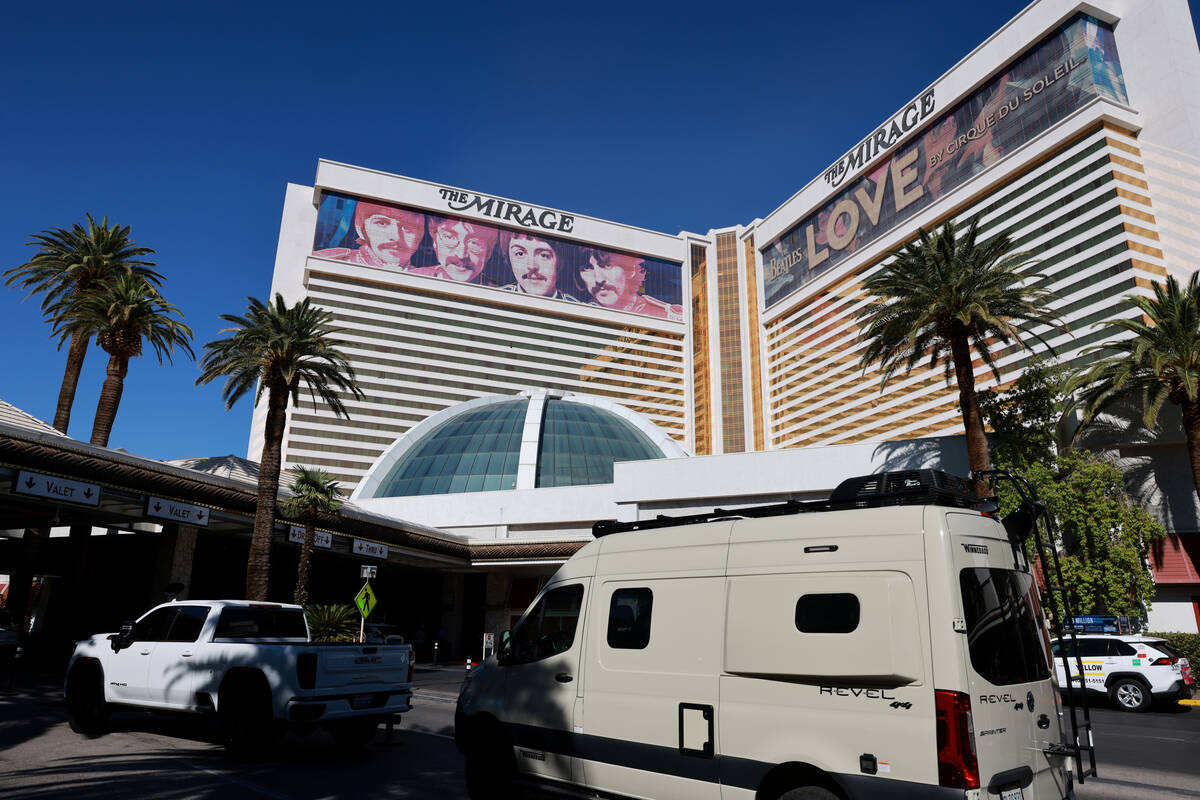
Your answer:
[716,232,745,453]
[690,243,712,455]
[743,235,765,451]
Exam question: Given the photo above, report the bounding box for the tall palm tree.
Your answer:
[3,215,162,433]
[196,294,363,601]
[855,219,1066,493]
[1073,274,1200,502]
[281,466,346,605]
[50,273,194,447]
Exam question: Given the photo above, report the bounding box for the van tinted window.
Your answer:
[959,569,1050,686]
[214,607,308,639]
[507,584,584,664]
[795,593,860,633]
[608,588,652,649]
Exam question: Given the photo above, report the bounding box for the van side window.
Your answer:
[607,588,653,649]
[508,584,584,665]
[795,593,860,633]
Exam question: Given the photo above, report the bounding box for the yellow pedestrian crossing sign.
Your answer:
[355,582,377,618]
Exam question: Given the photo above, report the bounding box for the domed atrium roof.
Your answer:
[353,390,687,499]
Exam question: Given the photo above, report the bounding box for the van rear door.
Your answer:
[948,512,1068,800]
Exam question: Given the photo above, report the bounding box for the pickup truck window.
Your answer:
[132,608,177,642]
[214,607,308,639]
[166,606,210,642]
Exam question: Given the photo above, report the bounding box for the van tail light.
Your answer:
[297,652,317,689]
[1151,657,1178,666]
[935,689,980,790]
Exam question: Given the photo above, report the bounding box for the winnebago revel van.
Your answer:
[456,470,1091,800]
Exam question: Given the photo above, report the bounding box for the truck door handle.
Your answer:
[1037,714,1050,729]
[181,652,194,658]
[555,673,573,683]
[139,649,151,656]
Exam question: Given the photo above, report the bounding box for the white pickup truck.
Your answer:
[65,600,413,755]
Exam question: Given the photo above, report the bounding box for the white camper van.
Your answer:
[456,470,1087,800]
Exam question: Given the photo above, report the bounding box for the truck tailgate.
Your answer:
[317,645,411,691]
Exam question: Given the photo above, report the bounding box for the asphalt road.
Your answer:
[1,665,1196,799]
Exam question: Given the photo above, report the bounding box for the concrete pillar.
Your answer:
[149,524,198,604]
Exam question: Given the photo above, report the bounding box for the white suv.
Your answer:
[1051,634,1194,712]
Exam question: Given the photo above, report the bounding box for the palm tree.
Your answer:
[855,219,1065,493]
[196,294,363,601]
[1073,274,1200,502]
[50,274,194,446]
[281,466,345,605]
[3,215,162,433]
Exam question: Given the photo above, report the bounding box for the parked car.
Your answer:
[457,470,1078,800]
[66,600,414,755]
[1051,634,1194,711]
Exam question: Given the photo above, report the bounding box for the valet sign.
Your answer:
[146,496,210,527]
[13,470,100,506]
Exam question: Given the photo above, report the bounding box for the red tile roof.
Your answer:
[1151,534,1200,584]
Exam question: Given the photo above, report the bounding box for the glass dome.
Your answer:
[373,399,527,496]
[363,391,679,498]
[536,398,663,488]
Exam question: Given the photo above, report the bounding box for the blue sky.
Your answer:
[2,1,1196,461]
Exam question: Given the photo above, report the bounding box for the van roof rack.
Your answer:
[592,469,986,537]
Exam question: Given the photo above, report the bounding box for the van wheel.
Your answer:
[779,788,840,800]
[464,726,517,800]
[1110,678,1151,712]
[66,662,110,735]
[330,717,379,750]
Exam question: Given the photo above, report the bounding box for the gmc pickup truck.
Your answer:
[65,600,413,755]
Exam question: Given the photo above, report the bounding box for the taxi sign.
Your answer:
[355,582,377,618]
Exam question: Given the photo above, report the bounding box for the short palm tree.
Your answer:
[281,466,345,605]
[50,274,194,447]
[3,215,162,433]
[196,294,363,601]
[855,219,1066,492]
[1073,274,1200,502]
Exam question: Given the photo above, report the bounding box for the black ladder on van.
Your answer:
[977,470,1099,784]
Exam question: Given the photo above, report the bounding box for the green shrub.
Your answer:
[1146,632,1200,667]
[305,604,359,642]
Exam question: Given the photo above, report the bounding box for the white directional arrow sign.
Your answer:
[146,496,211,527]
[13,471,100,506]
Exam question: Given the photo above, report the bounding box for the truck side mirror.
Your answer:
[109,621,135,652]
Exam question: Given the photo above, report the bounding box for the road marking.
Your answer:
[412,690,457,704]
[188,763,297,799]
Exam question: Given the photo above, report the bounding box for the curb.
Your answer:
[1180,699,1200,706]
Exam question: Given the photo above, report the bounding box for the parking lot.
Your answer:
[1,665,1198,800]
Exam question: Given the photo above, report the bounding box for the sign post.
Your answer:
[355,581,377,643]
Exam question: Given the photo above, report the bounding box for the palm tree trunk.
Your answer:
[53,332,90,433]
[1182,398,1200,506]
[247,386,289,601]
[90,353,129,447]
[294,516,315,606]
[949,334,991,496]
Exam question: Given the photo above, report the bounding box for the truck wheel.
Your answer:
[66,661,110,735]
[464,726,517,800]
[330,717,379,750]
[1110,678,1151,712]
[779,788,840,800]
[219,674,280,759]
